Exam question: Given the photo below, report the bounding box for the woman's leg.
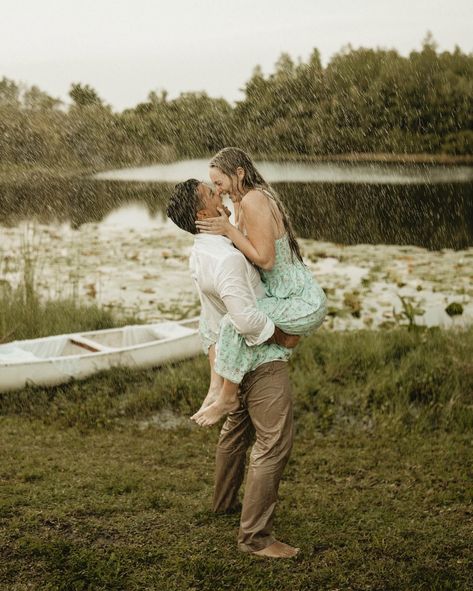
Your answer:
[192,292,326,428]
[191,378,240,427]
[195,345,223,412]
[191,311,283,427]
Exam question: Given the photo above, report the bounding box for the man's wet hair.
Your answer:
[166,179,202,234]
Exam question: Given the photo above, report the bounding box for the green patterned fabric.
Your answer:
[215,235,327,383]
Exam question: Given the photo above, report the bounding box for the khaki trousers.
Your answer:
[212,360,294,552]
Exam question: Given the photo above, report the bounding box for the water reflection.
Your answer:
[0,179,171,229]
[1,176,472,249]
[278,182,473,249]
[100,202,169,229]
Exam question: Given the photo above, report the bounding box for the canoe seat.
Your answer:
[69,335,115,353]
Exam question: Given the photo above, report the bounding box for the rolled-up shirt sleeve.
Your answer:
[214,254,275,346]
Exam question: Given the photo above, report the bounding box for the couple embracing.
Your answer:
[167,147,327,558]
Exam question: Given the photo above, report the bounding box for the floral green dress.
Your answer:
[214,233,327,383]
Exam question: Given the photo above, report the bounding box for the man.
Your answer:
[167,179,299,558]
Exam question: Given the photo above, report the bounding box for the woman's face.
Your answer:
[209,167,238,199]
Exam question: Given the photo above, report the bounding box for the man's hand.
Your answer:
[266,326,300,349]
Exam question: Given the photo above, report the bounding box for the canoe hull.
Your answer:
[0,320,202,393]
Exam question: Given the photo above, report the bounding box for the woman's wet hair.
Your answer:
[210,147,304,263]
[166,178,202,234]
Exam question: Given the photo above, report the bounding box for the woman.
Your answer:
[191,147,327,427]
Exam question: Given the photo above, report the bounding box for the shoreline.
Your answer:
[0,164,94,184]
[253,152,473,166]
[1,153,472,183]
[1,218,472,332]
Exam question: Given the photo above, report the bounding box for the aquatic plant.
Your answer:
[395,295,425,331]
[445,302,464,317]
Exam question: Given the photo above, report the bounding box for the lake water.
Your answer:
[1,160,472,249]
[1,160,472,330]
[94,159,473,184]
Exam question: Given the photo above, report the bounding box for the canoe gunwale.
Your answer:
[0,318,201,368]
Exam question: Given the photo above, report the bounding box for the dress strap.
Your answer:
[258,187,274,200]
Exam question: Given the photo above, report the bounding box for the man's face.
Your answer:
[196,183,231,219]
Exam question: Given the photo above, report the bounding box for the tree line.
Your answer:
[1,35,472,170]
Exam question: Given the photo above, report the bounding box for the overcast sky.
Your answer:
[2,0,472,111]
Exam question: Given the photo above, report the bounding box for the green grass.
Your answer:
[1,296,472,589]
[1,327,472,434]
[1,420,471,590]
[0,292,139,344]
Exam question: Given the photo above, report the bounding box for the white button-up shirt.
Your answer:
[189,234,275,351]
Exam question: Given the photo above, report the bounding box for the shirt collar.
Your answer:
[194,234,233,247]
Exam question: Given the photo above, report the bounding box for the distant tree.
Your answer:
[148,89,168,104]
[23,85,62,111]
[2,36,473,168]
[69,83,104,108]
[274,53,296,79]
[0,77,21,108]
[421,30,438,53]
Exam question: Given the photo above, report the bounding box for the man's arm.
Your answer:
[191,251,220,353]
[214,254,299,348]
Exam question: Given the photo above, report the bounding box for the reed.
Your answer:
[0,221,140,343]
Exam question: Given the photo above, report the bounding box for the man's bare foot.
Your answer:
[190,399,240,427]
[252,540,300,558]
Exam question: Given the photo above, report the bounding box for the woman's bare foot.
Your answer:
[197,388,219,412]
[252,540,299,558]
[191,399,240,427]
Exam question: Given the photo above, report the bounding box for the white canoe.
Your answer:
[0,318,202,393]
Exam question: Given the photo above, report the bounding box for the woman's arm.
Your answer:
[229,191,275,270]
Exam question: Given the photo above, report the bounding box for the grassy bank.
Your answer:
[1,297,472,589]
[0,289,138,344]
[256,152,473,165]
[1,325,472,435]
[1,286,472,433]
[0,164,94,184]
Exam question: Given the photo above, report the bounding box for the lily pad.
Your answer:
[445,302,463,317]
